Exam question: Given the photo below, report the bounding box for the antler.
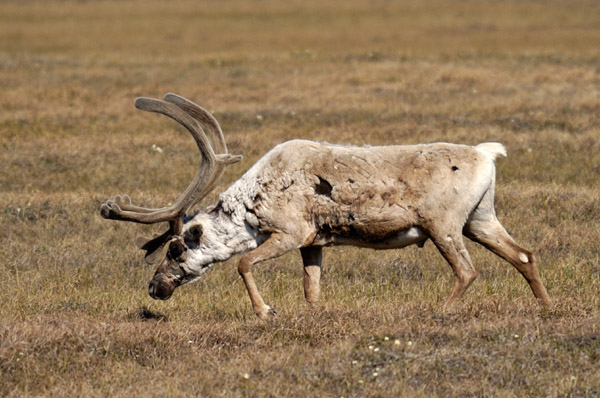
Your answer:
[100,93,242,261]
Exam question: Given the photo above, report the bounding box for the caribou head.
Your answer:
[100,93,242,300]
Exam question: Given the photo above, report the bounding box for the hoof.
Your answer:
[537,296,552,309]
[257,306,277,320]
[441,300,460,314]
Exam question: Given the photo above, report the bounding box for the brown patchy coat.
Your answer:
[225,140,494,248]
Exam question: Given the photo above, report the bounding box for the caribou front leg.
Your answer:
[300,246,322,305]
[238,233,299,320]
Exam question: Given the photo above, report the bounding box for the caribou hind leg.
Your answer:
[429,230,479,310]
[464,218,551,307]
[462,181,551,307]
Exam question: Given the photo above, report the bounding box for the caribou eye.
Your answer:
[184,225,203,242]
[167,239,186,261]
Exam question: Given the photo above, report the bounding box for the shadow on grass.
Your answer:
[128,306,169,322]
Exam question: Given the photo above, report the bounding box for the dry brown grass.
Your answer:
[1,0,599,396]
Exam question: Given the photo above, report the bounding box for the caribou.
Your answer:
[101,93,551,319]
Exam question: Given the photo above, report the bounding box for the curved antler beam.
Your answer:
[100,94,242,259]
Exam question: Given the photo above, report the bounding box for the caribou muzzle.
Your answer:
[148,273,177,300]
[148,239,188,300]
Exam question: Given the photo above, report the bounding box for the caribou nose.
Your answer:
[148,274,175,300]
[148,280,157,298]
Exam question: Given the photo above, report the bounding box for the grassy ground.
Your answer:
[1,0,599,396]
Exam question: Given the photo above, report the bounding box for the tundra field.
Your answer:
[1,0,600,396]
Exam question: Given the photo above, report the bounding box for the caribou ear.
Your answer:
[135,229,172,265]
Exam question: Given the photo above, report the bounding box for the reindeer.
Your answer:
[101,93,551,320]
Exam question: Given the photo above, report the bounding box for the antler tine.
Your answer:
[134,96,218,171]
[101,97,219,232]
[163,93,228,154]
[163,93,242,210]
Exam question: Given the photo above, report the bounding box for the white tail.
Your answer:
[476,142,507,160]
